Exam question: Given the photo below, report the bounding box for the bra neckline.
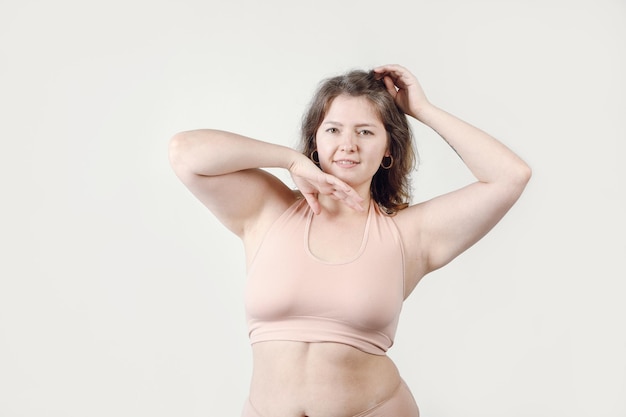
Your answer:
[304,200,374,265]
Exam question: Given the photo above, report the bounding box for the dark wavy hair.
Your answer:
[299,69,417,214]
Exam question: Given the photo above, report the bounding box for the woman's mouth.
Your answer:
[335,159,359,167]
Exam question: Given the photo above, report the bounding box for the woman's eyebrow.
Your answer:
[322,121,379,128]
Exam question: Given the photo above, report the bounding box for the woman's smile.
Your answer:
[334,158,360,167]
[315,95,389,189]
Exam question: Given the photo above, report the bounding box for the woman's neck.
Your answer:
[317,194,372,217]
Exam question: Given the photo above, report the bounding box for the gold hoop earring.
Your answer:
[381,155,394,169]
[310,150,320,164]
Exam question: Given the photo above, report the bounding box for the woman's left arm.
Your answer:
[374,64,532,274]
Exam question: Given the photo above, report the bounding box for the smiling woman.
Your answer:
[313,96,391,196]
[300,70,416,215]
[168,64,531,417]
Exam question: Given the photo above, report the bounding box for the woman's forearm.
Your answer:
[414,105,531,185]
[168,129,302,176]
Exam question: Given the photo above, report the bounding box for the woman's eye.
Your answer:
[359,130,373,136]
[326,128,338,133]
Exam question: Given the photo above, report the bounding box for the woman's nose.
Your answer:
[340,134,357,152]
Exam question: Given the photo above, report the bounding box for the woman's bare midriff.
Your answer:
[249,340,401,417]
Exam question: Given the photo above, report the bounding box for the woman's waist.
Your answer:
[250,340,401,409]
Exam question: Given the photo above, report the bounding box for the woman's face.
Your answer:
[315,94,389,193]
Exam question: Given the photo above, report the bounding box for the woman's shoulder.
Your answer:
[242,189,303,264]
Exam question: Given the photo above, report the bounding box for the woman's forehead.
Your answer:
[323,95,383,124]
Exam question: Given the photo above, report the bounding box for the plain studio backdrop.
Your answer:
[1,0,624,416]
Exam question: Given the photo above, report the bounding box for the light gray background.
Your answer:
[1,0,624,416]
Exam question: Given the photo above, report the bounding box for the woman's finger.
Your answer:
[302,192,322,215]
[332,189,365,212]
[382,76,398,97]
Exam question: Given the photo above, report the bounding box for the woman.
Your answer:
[169,64,531,417]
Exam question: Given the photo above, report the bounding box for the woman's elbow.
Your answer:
[507,161,532,199]
[168,132,189,169]
[517,161,532,186]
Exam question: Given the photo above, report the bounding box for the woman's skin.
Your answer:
[169,64,531,417]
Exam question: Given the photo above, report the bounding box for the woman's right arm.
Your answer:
[168,129,362,239]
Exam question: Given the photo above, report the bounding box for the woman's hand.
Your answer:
[373,64,431,120]
[289,155,364,214]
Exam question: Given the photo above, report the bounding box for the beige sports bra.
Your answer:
[244,198,405,355]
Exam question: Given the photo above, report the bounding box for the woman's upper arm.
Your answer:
[400,173,530,274]
[168,130,299,238]
[170,158,295,239]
